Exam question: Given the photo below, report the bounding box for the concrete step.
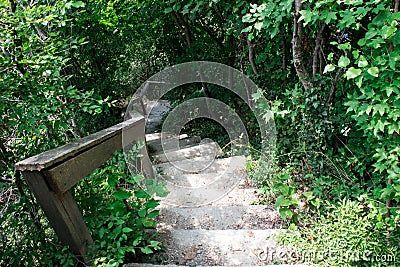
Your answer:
[148,136,201,154]
[141,229,280,266]
[157,205,281,230]
[152,142,221,164]
[157,168,249,207]
[157,188,262,208]
[159,170,253,189]
[145,133,188,142]
[155,155,246,176]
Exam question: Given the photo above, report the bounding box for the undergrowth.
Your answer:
[0,148,168,266]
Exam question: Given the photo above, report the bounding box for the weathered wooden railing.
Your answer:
[14,114,154,259]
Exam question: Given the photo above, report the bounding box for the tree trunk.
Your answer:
[292,0,312,90]
[247,36,258,75]
[312,23,325,79]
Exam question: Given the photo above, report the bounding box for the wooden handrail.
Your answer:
[14,115,154,259]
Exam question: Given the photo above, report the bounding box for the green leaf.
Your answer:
[340,11,356,28]
[372,10,390,26]
[338,56,350,68]
[275,195,292,207]
[138,209,147,217]
[242,14,256,23]
[355,76,363,88]
[352,50,359,59]
[345,67,362,79]
[147,210,159,218]
[140,247,153,254]
[393,30,400,46]
[133,236,142,246]
[154,183,169,197]
[338,42,351,51]
[324,11,337,24]
[164,7,173,13]
[302,191,315,201]
[344,100,359,113]
[299,10,313,25]
[143,220,156,227]
[149,240,160,247]
[134,190,151,199]
[373,104,386,116]
[385,86,395,97]
[122,227,133,233]
[357,56,369,67]
[241,26,252,33]
[367,67,379,77]
[145,199,159,209]
[173,3,181,11]
[71,1,85,8]
[323,64,335,73]
[278,208,293,220]
[254,21,263,31]
[131,175,144,183]
[113,190,132,200]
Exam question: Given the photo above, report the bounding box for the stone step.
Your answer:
[147,136,201,154]
[157,205,281,230]
[145,133,188,142]
[155,155,246,176]
[159,170,254,189]
[157,188,262,208]
[140,229,282,266]
[152,142,221,164]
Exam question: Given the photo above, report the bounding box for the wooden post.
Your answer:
[14,116,154,261]
[22,171,93,257]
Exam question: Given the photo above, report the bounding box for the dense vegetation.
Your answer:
[1,0,399,266]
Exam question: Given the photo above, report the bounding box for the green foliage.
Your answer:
[278,199,400,266]
[242,0,292,40]
[0,192,74,266]
[2,0,400,265]
[245,1,400,265]
[74,150,168,266]
[0,1,110,265]
[0,150,167,266]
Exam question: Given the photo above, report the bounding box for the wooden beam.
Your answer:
[43,132,122,194]
[14,117,144,172]
[41,116,154,193]
[123,116,154,179]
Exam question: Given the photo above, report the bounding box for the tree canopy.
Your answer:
[1,0,399,265]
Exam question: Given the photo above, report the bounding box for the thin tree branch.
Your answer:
[326,69,342,105]
[246,36,258,75]
[282,33,287,70]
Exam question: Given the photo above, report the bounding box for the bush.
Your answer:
[0,150,168,266]
[277,199,400,267]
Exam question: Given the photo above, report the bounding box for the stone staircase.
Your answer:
[125,132,308,267]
